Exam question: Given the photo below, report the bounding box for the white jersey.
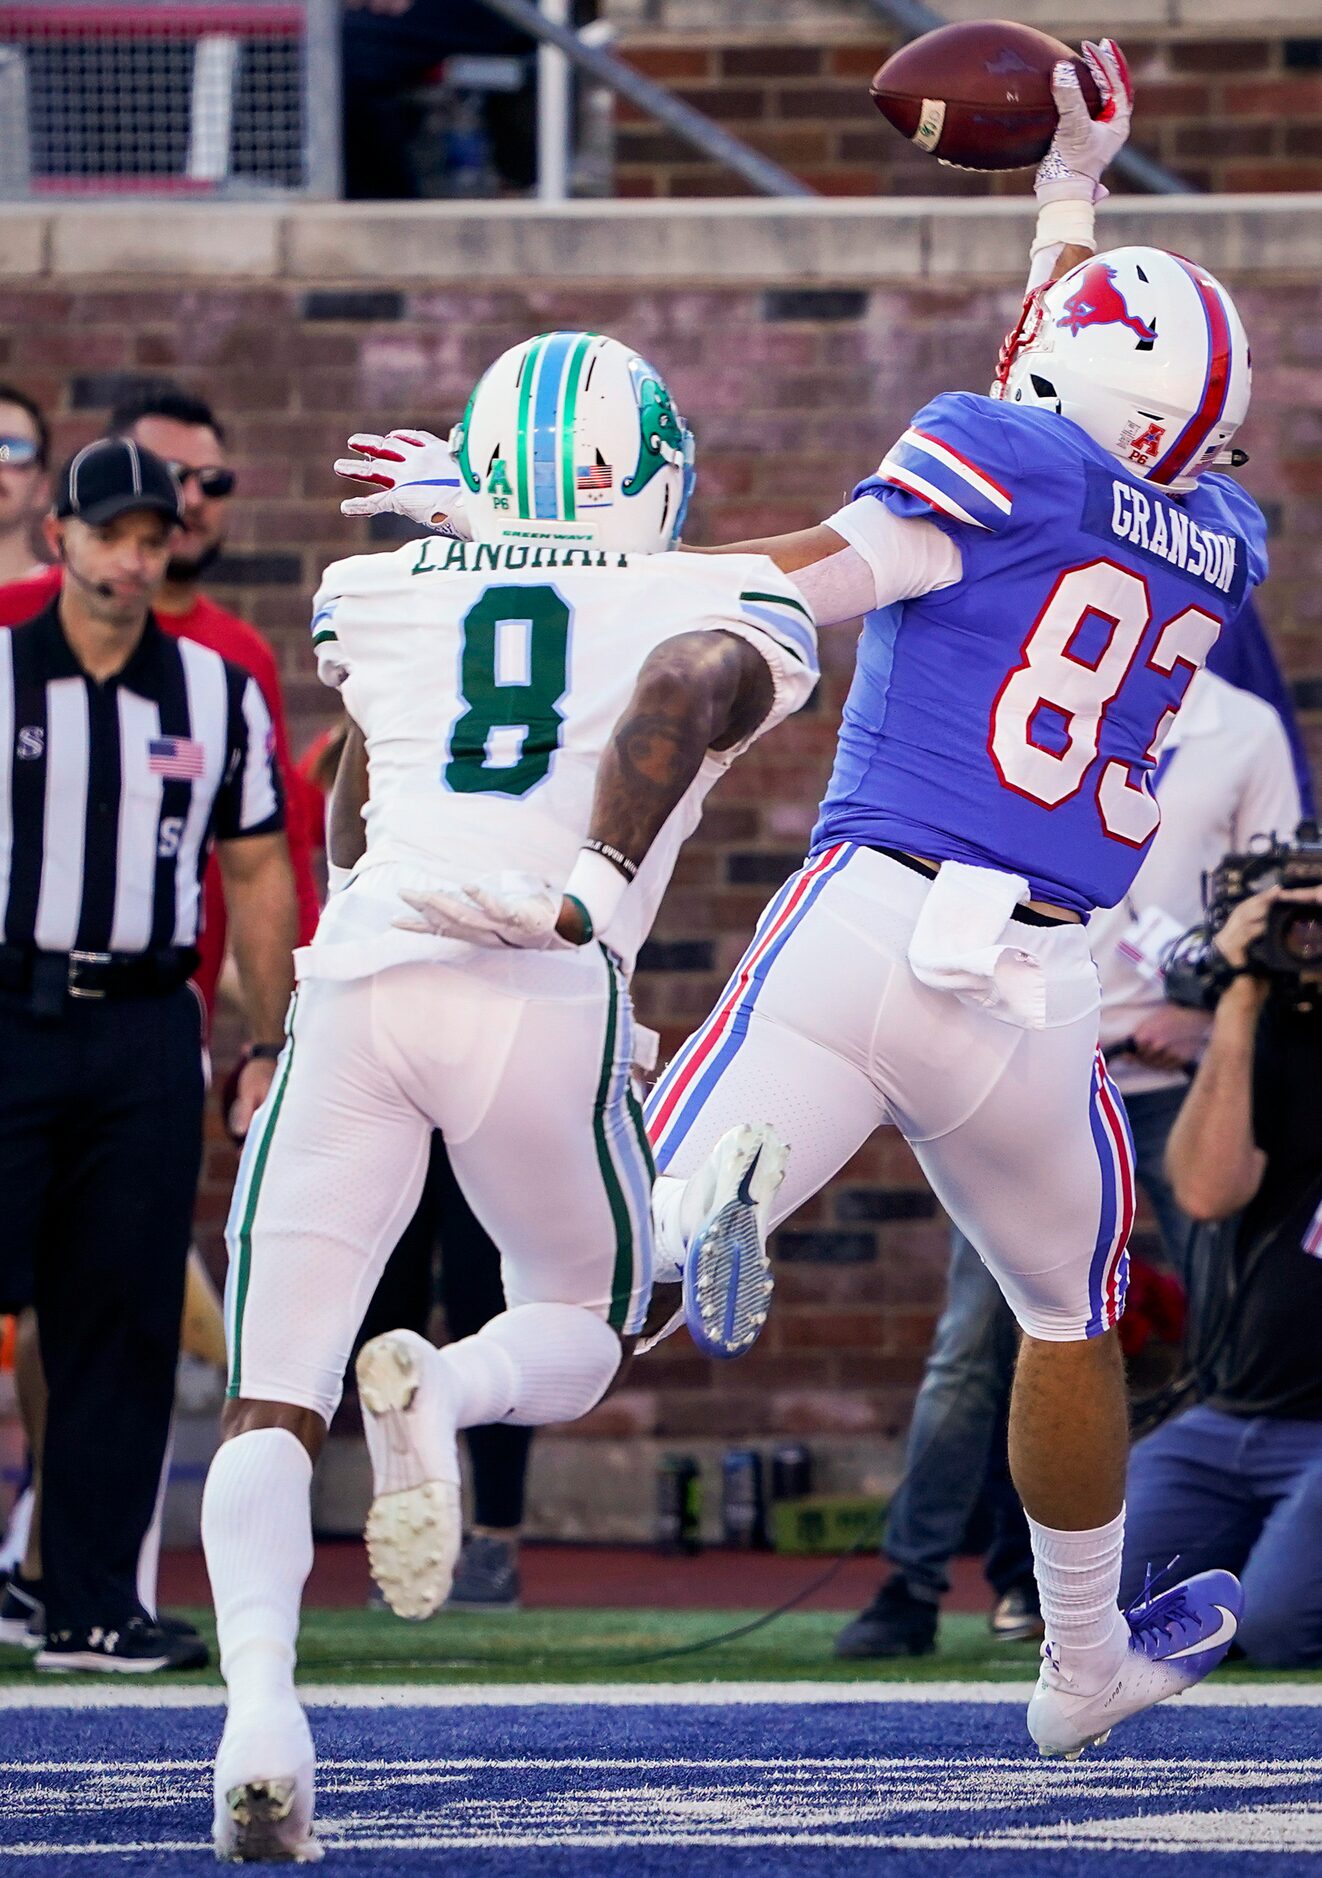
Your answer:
[301,536,818,980]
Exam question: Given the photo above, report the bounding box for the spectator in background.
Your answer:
[1131,876,1322,1666]
[343,0,538,200]
[0,382,318,1653]
[834,660,1302,1662]
[0,385,51,584]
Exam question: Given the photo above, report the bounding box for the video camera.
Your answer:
[1163,820,1322,1010]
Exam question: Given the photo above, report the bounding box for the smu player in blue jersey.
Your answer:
[648,51,1259,1760]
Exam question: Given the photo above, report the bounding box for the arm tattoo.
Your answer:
[584,633,771,870]
[595,704,713,864]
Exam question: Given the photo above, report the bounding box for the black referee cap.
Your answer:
[55,438,183,527]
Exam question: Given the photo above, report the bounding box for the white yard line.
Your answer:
[0,1678,1319,1709]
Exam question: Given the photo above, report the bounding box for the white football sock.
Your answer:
[650,1175,689,1284]
[441,1303,620,1428]
[202,1428,313,1708]
[1028,1507,1129,1692]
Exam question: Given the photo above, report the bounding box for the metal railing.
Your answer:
[479,0,815,200]
[0,0,342,199]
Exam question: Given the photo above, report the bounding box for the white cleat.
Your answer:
[1027,1568,1243,1760]
[213,1703,321,1863]
[683,1123,788,1359]
[356,1328,462,1621]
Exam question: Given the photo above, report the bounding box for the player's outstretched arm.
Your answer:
[583,630,770,870]
[393,631,772,952]
[1027,38,1133,291]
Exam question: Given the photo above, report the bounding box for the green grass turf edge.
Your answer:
[3,1607,1322,1687]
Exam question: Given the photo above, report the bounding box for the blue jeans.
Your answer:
[1121,1402,1322,1667]
[884,1085,1192,1599]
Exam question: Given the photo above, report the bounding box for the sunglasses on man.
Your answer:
[167,463,236,499]
[0,436,42,467]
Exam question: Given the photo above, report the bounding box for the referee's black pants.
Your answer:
[0,985,204,1634]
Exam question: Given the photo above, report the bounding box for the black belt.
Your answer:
[0,945,199,1006]
[866,846,1074,929]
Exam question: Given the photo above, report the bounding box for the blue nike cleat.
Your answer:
[1027,1567,1243,1760]
[682,1124,788,1359]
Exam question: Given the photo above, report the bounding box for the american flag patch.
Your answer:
[1303,1197,1322,1260]
[148,735,206,779]
[575,461,613,508]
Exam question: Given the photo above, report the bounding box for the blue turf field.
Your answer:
[4,1695,1321,1875]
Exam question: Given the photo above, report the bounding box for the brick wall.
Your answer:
[6,268,1319,1449]
[615,33,1322,197]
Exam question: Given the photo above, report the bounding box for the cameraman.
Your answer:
[1120,875,1322,1667]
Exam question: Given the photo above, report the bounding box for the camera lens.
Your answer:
[1280,909,1322,964]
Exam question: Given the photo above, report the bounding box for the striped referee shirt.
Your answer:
[0,600,283,954]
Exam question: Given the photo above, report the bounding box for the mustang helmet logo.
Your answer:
[1057,262,1157,345]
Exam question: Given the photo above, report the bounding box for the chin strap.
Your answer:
[991,284,1051,402]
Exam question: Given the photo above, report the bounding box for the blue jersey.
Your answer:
[812,393,1269,914]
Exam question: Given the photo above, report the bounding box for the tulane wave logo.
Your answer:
[623,364,687,498]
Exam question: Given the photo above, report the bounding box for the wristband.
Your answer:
[1029,197,1096,257]
[248,1041,285,1063]
[563,847,632,937]
[327,860,354,895]
[582,838,638,881]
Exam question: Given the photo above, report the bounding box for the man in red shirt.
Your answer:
[0,386,318,1661]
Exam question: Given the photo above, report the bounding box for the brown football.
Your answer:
[871,19,1103,172]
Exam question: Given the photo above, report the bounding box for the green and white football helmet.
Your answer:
[452,331,695,554]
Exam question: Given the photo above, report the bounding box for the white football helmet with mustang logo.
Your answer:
[996,245,1251,493]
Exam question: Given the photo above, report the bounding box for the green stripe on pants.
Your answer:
[593,950,636,1333]
[226,993,299,1397]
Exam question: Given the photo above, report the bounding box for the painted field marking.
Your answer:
[1,1678,1320,1709]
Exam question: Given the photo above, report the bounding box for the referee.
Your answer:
[0,438,298,1672]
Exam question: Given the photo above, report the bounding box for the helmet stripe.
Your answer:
[1150,260,1233,487]
[559,332,593,521]
[514,334,544,517]
[531,330,578,519]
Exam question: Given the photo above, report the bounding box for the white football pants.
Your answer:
[648,844,1133,1342]
[224,947,653,1421]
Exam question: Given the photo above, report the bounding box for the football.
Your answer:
[870,19,1103,172]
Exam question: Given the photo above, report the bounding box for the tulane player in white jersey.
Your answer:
[201,333,817,1861]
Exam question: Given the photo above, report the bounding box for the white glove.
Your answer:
[393,872,577,950]
[334,428,472,535]
[1036,38,1133,205]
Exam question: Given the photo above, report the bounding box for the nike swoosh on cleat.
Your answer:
[735,1146,763,1206]
[1164,1604,1238,1659]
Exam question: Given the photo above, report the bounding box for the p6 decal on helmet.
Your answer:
[452,331,695,555]
[994,246,1251,494]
